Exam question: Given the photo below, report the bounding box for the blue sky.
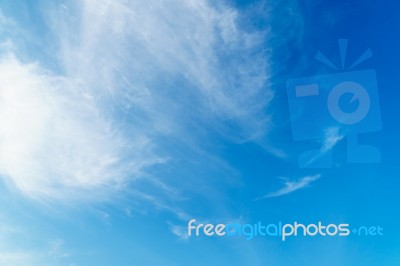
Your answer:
[0,0,399,265]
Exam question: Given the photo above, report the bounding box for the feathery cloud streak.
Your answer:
[257,174,321,199]
[0,0,272,204]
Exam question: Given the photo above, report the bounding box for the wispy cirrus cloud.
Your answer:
[168,223,189,241]
[301,127,345,167]
[0,54,158,202]
[0,0,272,206]
[321,127,344,153]
[257,174,321,199]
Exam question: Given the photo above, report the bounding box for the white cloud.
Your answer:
[0,54,158,202]
[168,223,189,241]
[56,0,272,138]
[257,174,321,199]
[321,127,344,153]
[0,1,272,204]
[301,127,344,167]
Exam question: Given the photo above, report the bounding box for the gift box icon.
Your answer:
[286,40,382,168]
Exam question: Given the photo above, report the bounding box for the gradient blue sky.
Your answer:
[0,0,399,265]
